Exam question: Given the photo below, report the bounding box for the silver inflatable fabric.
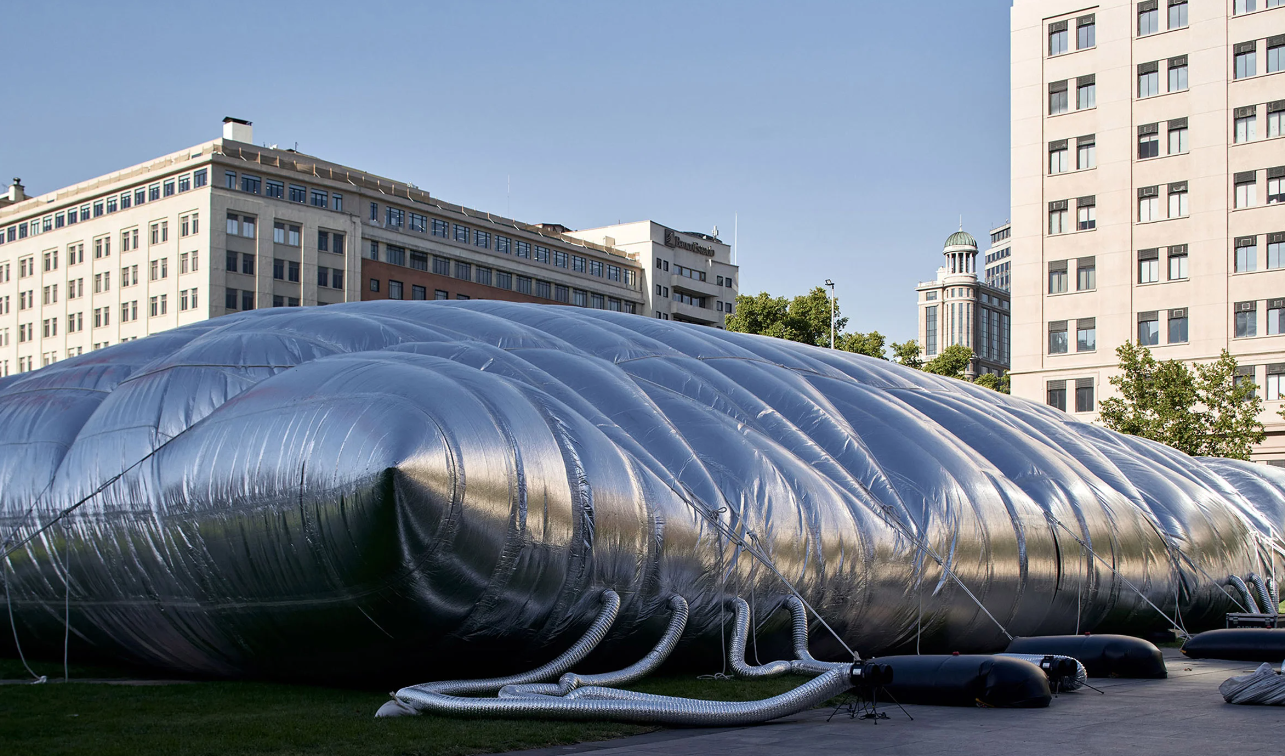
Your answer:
[2,301,1284,683]
[1220,663,1285,705]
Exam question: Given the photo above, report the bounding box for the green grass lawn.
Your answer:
[0,657,821,756]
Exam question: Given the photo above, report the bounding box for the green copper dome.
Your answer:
[944,230,977,249]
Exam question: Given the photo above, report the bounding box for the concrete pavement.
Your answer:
[510,650,1284,756]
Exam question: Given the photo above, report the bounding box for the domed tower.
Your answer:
[915,223,1011,381]
[943,229,979,277]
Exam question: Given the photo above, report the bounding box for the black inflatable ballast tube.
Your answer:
[1004,634,1167,678]
[871,655,1051,708]
[1181,629,1285,662]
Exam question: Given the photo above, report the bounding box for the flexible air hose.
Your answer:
[1249,573,1274,615]
[1229,575,1261,614]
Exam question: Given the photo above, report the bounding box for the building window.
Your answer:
[288,260,300,283]
[1047,381,1067,411]
[454,224,469,243]
[310,190,328,208]
[1049,321,1069,354]
[925,305,938,356]
[475,267,491,286]
[332,233,345,255]
[1236,237,1259,272]
[1138,62,1160,98]
[516,276,532,294]
[1168,245,1189,279]
[273,222,286,244]
[1077,318,1096,352]
[1076,76,1095,109]
[1138,188,1160,222]
[1168,56,1187,92]
[573,289,588,307]
[333,194,343,212]
[1076,136,1095,169]
[241,254,254,275]
[433,256,450,276]
[554,285,570,303]
[1234,0,1256,14]
[241,175,261,194]
[1049,141,1069,174]
[386,207,404,228]
[370,202,378,222]
[1138,311,1161,345]
[1138,126,1160,159]
[435,289,449,300]
[1168,120,1189,154]
[1235,301,1258,338]
[411,284,426,300]
[1168,0,1187,29]
[1168,182,1189,218]
[496,271,512,290]
[273,258,285,280]
[454,262,472,280]
[1235,109,1257,143]
[389,280,403,300]
[1077,14,1095,49]
[1049,21,1069,55]
[369,278,380,292]
[1270,234,1285,269]
[1139,249,1161,283]
[194,168,207,188]
[474,230,490,249]
[1168,308,1189,343]
[265,180,284,199]
[1270,300,1285,335]
[1138,2,1159,36]
[1235,42,1257,80]
[1077,198,1096,230]
[1235,173,1258,208]
[431,219,449,238]
[1076,256,1096,290]
[1269,172,1285,205]
[318,231,329,252]
[1075,380,1095,413]
[1048,201,1069,235]
[496,236,511,254]
[1270,35,1285,73]
[1237,366,1259,398]
[1049,81,1069,115]
[384,245,405,266]
[240,291,254,311]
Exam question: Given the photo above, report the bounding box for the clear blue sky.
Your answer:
[2,0,1011,345]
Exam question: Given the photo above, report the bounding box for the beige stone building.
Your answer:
[1010,0,1285,459]
[0,118,738,377]
[916,229,1012,379]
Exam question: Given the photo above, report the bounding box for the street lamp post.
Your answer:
[824,279,835,349]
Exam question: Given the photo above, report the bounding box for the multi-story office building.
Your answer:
[566,221,738,325]
[916,228,1012,379]
[1011,0,1285,459]
[0,118,738,377]
[984,222,1013,291]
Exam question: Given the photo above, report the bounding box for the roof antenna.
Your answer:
[959,214,963,231]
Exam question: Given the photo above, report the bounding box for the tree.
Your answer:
[1098,342,1263,460]
[890,340,923,370]
[974,372,1011,394]
[727,288,887,358]
[836,330,887,359]
[923,344,973,379]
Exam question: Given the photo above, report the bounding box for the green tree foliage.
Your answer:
[727,288,887,358]
[1098,341,1263,460]
[973,372,1011,394]
[890,340,923,370]
[923,344,973,379]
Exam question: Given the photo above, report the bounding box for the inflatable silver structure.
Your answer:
[2,301,1283,688]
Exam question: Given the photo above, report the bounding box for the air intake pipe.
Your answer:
[1249,573,1274,615]
[1229,575,1262,614]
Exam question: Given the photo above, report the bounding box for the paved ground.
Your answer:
[510,650,1284,756]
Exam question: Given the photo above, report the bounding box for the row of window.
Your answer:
[0,170,208,245]
[1235,101,1285,143]
[1048,14,1095,56]
[1047,135,1096,174]
[1234,232,1285,273]
[365,240,637,291]
[986,261,1011,291]
[366,200,636,284]
[5,221,195,286]
[1234,36,1285,80]
[369,276,641,314]
[223,213,348,254]
[224,170,343,212]
[1235,168,1285,208]
[11,293,191,343]
[1138,119,1190,159]
[1047,378,1095,414]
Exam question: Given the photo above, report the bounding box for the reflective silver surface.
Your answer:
[2,301,1283,683]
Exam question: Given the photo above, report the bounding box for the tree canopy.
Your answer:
[1098,341,1263,460]
[726,287,888,358]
